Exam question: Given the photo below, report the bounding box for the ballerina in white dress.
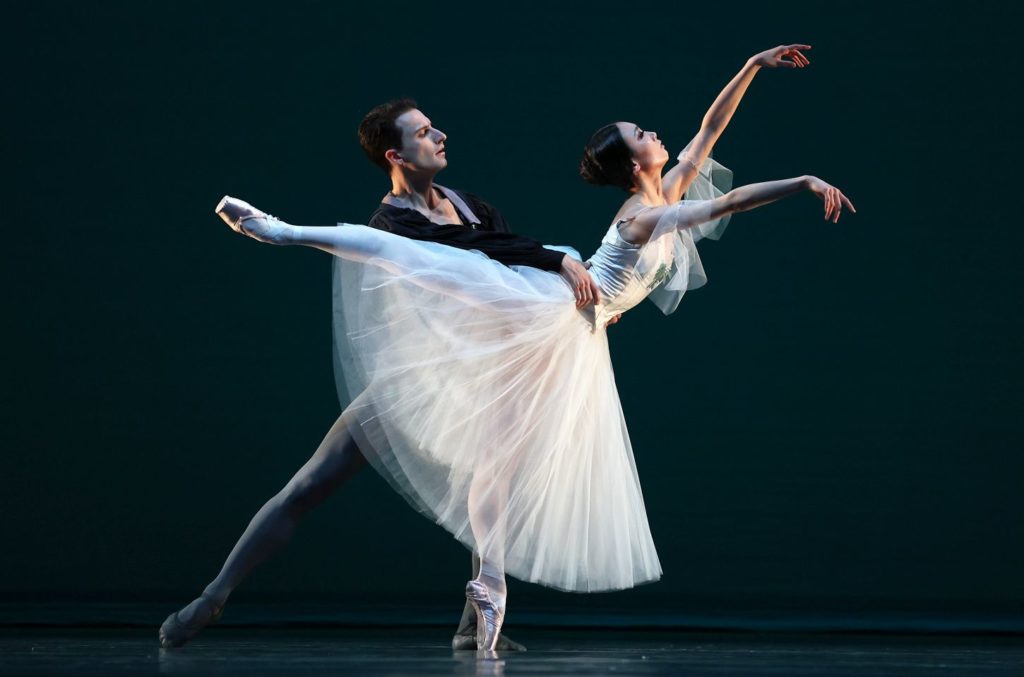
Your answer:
[212,43,855,653]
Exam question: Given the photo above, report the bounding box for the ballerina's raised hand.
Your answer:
[749,43,813,69]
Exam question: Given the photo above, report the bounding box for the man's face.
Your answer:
[391,108,447,173]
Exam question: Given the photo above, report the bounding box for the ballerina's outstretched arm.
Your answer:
[621,175,856,243]
[662,43,813,203]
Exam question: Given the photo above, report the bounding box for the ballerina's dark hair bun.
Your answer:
[579,123,634,192]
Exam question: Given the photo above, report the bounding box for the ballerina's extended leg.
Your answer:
[214,196,549,313]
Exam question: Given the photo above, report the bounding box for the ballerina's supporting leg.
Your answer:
[452,554,526,651]
[465,463,511,652]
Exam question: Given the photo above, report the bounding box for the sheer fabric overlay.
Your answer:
[329,155,731,592]
[644,149,733,315]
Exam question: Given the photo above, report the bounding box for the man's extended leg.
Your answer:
[158,405,527,650]
[159,409,367,647]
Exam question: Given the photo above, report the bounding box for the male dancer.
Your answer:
[159,99,603,651]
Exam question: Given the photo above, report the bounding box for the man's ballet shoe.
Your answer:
[158,593,225,649]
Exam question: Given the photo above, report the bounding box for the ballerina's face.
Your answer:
[391,108,448,173]
[616,122,669,173]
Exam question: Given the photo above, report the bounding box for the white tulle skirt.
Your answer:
[330,230,662,592]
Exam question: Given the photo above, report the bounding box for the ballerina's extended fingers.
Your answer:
[829,188,854,223]
[782,44,811,67]
[786,50,807,68]
[839,191,857,214]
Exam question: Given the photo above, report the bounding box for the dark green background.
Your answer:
[4,1,1021,626]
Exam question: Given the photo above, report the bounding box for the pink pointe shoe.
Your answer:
[214,195,291,244]
[465,580,505,652]
[215,195,267,233]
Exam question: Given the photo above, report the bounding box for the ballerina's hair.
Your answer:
[579,123,634,192]
[358,98,419,174]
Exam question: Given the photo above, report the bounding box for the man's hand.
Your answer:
[606,314,621,327]
[561,255,601,309]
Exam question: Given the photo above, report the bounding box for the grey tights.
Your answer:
[178,406,480,637]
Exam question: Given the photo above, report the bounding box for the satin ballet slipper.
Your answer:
[215,195,267,233]
[215,195,292,244]
[464,580,505,653]
[158,593,225,649]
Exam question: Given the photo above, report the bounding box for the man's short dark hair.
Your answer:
[358,98,418,174]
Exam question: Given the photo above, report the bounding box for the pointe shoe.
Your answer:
[464,580,505,652]
[215,195,267,233]
[158,593,225,649]
[215,195,291,244]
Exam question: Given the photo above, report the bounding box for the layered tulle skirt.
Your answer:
[329,230,662,592]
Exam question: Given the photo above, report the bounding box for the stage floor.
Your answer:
[1,628,1022,675]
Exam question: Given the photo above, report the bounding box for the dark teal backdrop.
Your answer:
[4,1,1021,628]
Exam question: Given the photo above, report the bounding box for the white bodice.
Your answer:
[585,221,676,328]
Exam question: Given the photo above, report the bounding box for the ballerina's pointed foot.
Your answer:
[158,594,225,649]
[215,195,266,232]
[214,195,291,244]
[465,580,506,653]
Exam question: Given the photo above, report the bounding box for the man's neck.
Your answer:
[389,170,442,210]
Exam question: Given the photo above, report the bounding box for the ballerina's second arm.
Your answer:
[621,174,856,243]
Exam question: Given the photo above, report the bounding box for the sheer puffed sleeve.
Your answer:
[638,151,733,315]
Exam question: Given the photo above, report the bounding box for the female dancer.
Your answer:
[215,74,852,648]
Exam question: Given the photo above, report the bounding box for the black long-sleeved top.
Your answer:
[366,189,566,272]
